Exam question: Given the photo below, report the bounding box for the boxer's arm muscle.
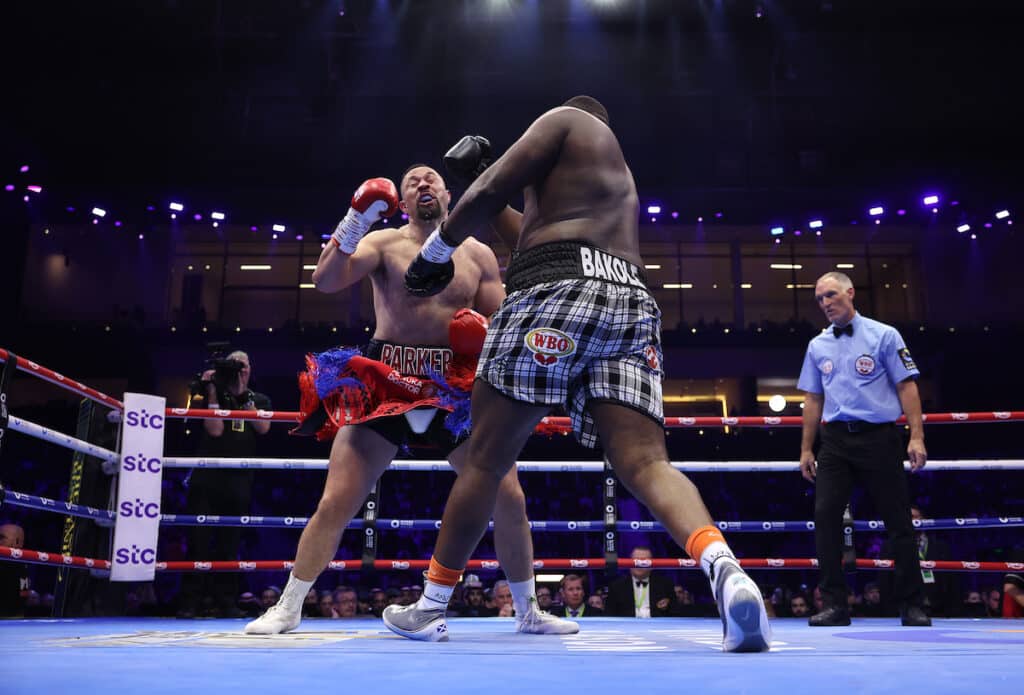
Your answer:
[444,113,569,244]
[312,232,383,293]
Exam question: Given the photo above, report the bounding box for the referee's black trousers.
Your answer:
[814,423,924,610]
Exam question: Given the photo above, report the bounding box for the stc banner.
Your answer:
[111,393,166,581]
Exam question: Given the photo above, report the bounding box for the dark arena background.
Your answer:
[1,2,1022,693]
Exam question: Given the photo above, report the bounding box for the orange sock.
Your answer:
[426,556,463,588]
[685,525,728,561]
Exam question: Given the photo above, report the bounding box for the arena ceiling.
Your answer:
[2,0,1020,224]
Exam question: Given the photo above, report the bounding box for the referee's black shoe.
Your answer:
[900,605,932,626]
[808,606,851,626]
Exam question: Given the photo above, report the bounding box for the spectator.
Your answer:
[260,585,282,612]
[493,580,514,617]
[333,587,358,618]
[452,574,494,617]
[556,575,601,618]
[1001,574,1023,618]
[238,591,262,618]
[303,587,319,617]
[961,590,986,618]
[789,594,811,618]
[535,585,554,612]
[985,588,1002,617]
[604,546,676,617]
[0,523,26,617]
[857,582,886,617]
[316,591,336,618]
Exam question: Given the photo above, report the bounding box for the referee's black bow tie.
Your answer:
[833,324,854,338]
[636,581,648,587]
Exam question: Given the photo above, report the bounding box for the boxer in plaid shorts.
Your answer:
[388,96,772,652]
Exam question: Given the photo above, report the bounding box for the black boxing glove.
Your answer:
[443,135,493,186]
[405,223,459,297]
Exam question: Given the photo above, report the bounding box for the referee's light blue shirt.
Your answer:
[797,312,920,423]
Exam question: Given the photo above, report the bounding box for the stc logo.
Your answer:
[119,498,160,518]
[115,544,156,565]
[125,409,164,429]
[122,452,162,473]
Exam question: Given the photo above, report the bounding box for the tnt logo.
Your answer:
[239,562,257,570]
[115,545,156,565]
[524,328,576,367]
[119,498,160,518]
[392,561,410,570]
[195,562,212,570]
[125,409,164,429]
[767,559,785,567]
[570,559,588,568]
[481,560,500,570]
[634,558,652,568]
[122,452,162,474]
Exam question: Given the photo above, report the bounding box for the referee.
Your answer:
[797,271,930,627]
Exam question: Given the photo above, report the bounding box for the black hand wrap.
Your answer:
[404,256,455,297]
[443,135,493,186]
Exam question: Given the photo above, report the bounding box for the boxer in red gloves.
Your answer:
[246,161,577,637]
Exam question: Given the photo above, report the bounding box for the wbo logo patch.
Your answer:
[855,354,876,375]
[898,347,916,370]
[643,345,660,371]
[524,328,576,367]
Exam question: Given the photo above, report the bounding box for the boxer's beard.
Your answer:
[415,199,441,221]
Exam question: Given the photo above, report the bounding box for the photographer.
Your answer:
[178,350,271,618]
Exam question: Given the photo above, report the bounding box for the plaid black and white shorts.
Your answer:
[477,242,665,449]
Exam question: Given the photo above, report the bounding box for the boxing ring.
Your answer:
[1,347,1022,695]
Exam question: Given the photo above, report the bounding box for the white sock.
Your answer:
[281,572,314,607]
[508,578,536,617]
[700,541,738,578]
[418,579,454,610]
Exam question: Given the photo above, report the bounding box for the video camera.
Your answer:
[188,342,245,398]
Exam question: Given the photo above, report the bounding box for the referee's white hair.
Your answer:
[817,271,853,290]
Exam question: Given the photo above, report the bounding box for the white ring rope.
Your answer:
[7,415,119,462]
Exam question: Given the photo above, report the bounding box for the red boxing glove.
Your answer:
[352,178,399,217]
[449,308,489,356]
[332,178,400,254]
